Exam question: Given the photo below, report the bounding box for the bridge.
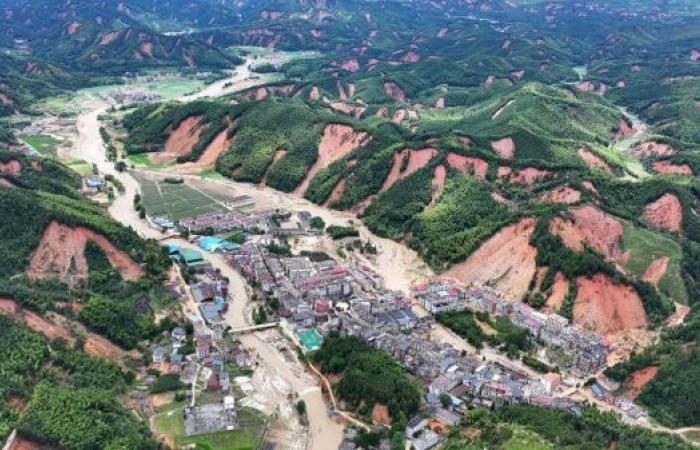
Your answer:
[229,322,279,334]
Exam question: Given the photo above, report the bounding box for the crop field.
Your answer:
[19,133,60,156]
[154,403,265,450]
[135,175,227,220]
[63,158,93,176]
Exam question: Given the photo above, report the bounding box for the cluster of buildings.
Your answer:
[178,209,317,236]
[100,87,162,105]
[414,282,609,375]
[591,376,648,420]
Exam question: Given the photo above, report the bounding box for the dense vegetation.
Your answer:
[312,334,422,420]
[0,316,155,447]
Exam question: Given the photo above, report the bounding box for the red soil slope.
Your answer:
[643,193,683,232]
[447,153,488,179]
[446,218,537,300]
[431,165,447,203]
[549,205,629,264]
[573,273,647,336]
[324,178,346,207]
[546,272,569,312]
[153,116,202,162]
[632,142,675,158]
[623,366,658,400]
[578,148,611,172]
[0,159,21,174]
[260,149,286,187]
[642,256,669,286]
[197,128,231,165]
[652,161,693,175]
[294,124,368,195]
[503,167,553,185]
[490,137,515,159]
[381,148,437,192]
[28,221,143,286]
[384,82,406,102]
[539,186,581,204]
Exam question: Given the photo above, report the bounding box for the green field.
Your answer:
[503,426,553,450]
[135,175,228,220]
[19,133,60,156]
[622,222,688,303]
[63,158,93,176]
[154,404,265,450]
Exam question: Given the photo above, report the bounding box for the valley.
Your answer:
[3,1,700,449]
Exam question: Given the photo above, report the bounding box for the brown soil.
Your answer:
[582,180,598,194]
[578,148,611,172]
[511,70,525,80]
[337,81,348,100]
[6,435,44,450]
[99,30,120,45]
[691,49,700,61]
[459,136,474,147]
[139,41,153,58]
[0,159,21,174]
[371,404,391,426]
[539,186,582,204]
[484,75,496,88]
[384,82,406,102]
[447,153,488,179]
[490,137,515,159]
[391,109,406,124]
[615,119,636,140]
[434,97,445,109]
[652,161,693,175]
[153,116,202,162]
[30,160,42,171]
[261,149,286,186]
[381,148,437,192]
[324,178,346,207]
[497,167,512,179]
[309,86,320,100]
[330,102,366,119]
[573,273,647,336]
[631,142,676,158]
[546,272,569,312]
[66,22,81,35]
[375,106,387,118]
[294,124,369,195]
[643,193,683,232]
[549,205,629,265]
[446,217,537,300]
[642,256,669,286]
[576,81,595,92]
[6,396,26,411]
[347,83,356,97]
[431,165,447,203]
[28,221,143,286]
[338,58,360,72]
[505,167,553,185]
[491,192,512,205]
[623,366,658,400]
[0,178,14,187]
[197,128,231,165]
[401,51,420,63]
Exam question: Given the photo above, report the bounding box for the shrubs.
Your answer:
[150,374,184,394]
[326,225,359,240]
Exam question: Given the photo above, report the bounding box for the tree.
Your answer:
[115,161,126,172]
[310,216,325,230]
[295,400,306,416]
[439,392,452,408]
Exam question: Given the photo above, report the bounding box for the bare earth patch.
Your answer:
[491,100,515,120]
[549,205,629,265]
[337,58,360,72]
[309,86,320,100]
[197,128,231,166]
[691,49,700,61]
[546,272,569,312]
[503,167,553,185]
[381,148,437,192]
[447,153,488,179]
[323,178,346,207]
[294,124,369,195]
[643,193,683,232]
[384,82,406,102]
[490,137,515,159]
[578,148,611,172]
[153,116,202,163]
[261,149,287,187]
[642,256,669,286]
[330,102,366,119]
[28,221,143,286]
[446,217,537,301]
[0,159,21,174]
[539,186,581,204]
[615,118,637,140]
[623,366,658,400]
[652,161,693,176]
[434,97,445,109]
[631,142,676,158]
[391,109,406,124]
[0,178,15,187]
[431,165,447,204]
[573,273,647,336]
[371,404,391,427]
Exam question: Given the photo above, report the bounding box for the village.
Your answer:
[141,203,650,450]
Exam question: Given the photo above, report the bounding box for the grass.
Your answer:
[128,153,169,169]
[63,159,93,176]
[503,426,553,450]
[153,403,265,450]
[19,134,59,157]
[134,174,227,221]
[621,222,688,303]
